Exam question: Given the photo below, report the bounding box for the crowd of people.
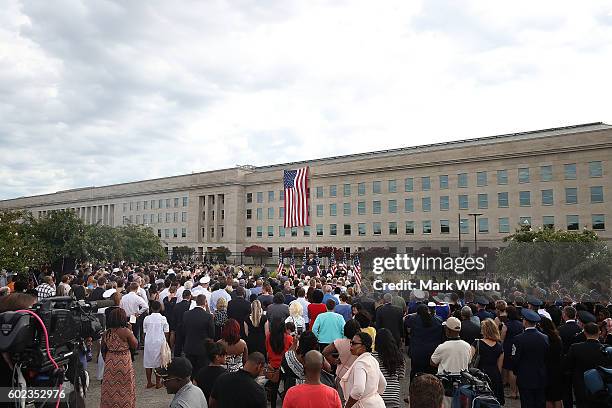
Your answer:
[0,262,611,408]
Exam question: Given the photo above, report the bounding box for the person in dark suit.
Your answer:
[512,308,549,408]
[559,305,581,408]
[227,287,251,338]
[375,293,404,346]
[476,298,494,321]
[564,322,607,408]
[182,294,215,376]
[171,289,192,357]
[88,276,106,301]
[459,306,481,346]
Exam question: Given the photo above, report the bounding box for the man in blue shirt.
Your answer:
[312,299,345,348]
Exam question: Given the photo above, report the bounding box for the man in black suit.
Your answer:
[459,306,481,346]
[227,287,251,337]
[87,276,106,301]
[183,294,215,376]
[375,293,404,346]
[512,309,549,408]
[171,289,192,357]
[559,305,581,408]
[564,322,606,408]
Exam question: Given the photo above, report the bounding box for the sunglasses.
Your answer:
[350,341,363,346]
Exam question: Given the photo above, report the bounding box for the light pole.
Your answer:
[468,213,482,256]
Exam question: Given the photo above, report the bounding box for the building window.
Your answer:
[256,226,263,237]
[567,215,579,230]
[268,226,274,237]
[440,220,450,234]
[158,229,162,238]
[497,169,508,185]
[421,177,431,191]
[291,227,297,237]
[137,201,141,211]
[422,197,431,212]
[181,212,187,222]
[405,221,415,234]
[590,186,604,203]
[458,173,468,188]
[181,228,186,238]
[316,224,324,236]
[173,198,179,208]
[498,192,509,208]
[158,213,163,223]
[143,200,148,210]
[166,198,171,208]
[565,187,578,204]
[358,223,366,236]
[519,217,531,227]
[357,201,366,215]
[404,198,414,212]
[541,190,553,206]
[564,163,577,180]
[173,228,178,238]
[422,220,432,234]
[151,200,156,209]
[405,177,414,192]
[519,191,531,207]
[316,205,323,217]
[246,227,252,237]
[280,190,285,200]
[164,229,170,238]
[303,226,310,236]
[343,202,351,216]
[279,207,284,219]
[540,165,553,182]
[373,222,381,235]
[159,199,164,209]
[389,222,398,235]
[459,195,469,210]
[246,193,252,203]
[166,213,171,222]
[388,199,397,213]
[388,179,397,193]
[267,191,274,202]
[372,200,381,214]
[498,217,510,233]
[246,209,252,220]
[279,227,285,237]
[330,224,337,236]
[592,214,605,230]
[589,161,603,177]
[460,218,469,234]
[316,186,323,198]
[136,215,141,224]
[478,218,489,233]
[267,208,274,219]
[173,212,178,222]
[477,171,487,186]
[358,182,366,196]
[330,185,337,197]
[518,167,530,183]
[440,196,449,211]
[343,224,351,235]
[478,193,488,209]
[373,181,381,194]
[123,203,127,212]
[329,204,337,216]
[256,208,263,220]
[439,175,449,189]
[543,216,555,229]
[182,197,188,207]
[343,184,351,197]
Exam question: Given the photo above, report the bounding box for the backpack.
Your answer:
[583,346,612,406]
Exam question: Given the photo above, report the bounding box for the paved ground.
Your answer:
[85,347,521,407]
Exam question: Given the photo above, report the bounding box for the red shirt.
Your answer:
[282,383,342,408]
[265,333,293,368]
[308,303,327,327]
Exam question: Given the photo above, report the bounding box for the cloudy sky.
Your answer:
[2,1,612,200]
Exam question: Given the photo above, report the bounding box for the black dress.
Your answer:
[245,314,267,358]
[545,337,564,402]
[474,340,505,406]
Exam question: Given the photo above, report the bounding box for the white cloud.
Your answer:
[1,0,611,199]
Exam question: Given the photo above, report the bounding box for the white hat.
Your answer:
[112,267,121,273]
[102,288,117,298]
[199,276,210,284]
[167,269,176,275]
[412,289,426,300]
[538,309,552,321]
[427,302,437,307]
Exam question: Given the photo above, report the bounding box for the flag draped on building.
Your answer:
[283,167,309,228]
[354,254,362,286]
[289,253,296,278]
[277,256,284,275]
[330,252,337,276]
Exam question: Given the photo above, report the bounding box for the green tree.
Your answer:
[118,225,167,263]
[0,210,49,272]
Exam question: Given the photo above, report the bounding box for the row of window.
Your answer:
[246,214,606,238]
[122,212,188,225]
[123,197,188,212]
[246,162,604,203]
[246,187,604,220]
[157,228,188,239]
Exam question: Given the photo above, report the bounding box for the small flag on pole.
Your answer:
[330,251,337,276]
[283,167,309,228]
[289,253,296,278]
[302,251,308,275]
[315,253,321,277]
[277,256,284,275]
[354,254,362,286]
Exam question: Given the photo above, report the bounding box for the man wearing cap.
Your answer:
[157,357,207,408]
[512,308,549,408]
[430,317,471,374]
[475,297,494,321]
[559,305,581,408]
[191,275,211,306]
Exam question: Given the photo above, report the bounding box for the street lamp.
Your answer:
[468,213,482,256]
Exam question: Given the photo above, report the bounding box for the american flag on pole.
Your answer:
[301,251,308,275]
[277,256,284,275]
[283,167,309,228]
[330,251,337,276]
[354,254,362,286]
[315,253,321,277]
[289,253,296,278]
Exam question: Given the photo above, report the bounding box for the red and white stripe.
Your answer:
[284,167,309,228]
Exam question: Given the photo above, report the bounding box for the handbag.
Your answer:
[160,340,172,368]
[470,339,481,369]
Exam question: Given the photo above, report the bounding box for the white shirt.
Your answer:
[137,287,148,303]
[120,291,149,317]
[191,286,212,306]
[431,339,471,374]
[176,286,185,302]
[159,287,170,302]
[296,296,310,324]
[210,288,232,312]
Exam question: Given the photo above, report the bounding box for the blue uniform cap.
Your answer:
[577,310,596,324]
[526,296,543,307]
[521,308,541,323]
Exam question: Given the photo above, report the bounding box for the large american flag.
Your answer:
[283,167,309,228]
[354,254,362,286]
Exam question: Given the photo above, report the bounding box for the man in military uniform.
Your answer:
[512,308,549,408]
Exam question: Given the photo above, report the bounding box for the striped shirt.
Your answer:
[372,351,405,408]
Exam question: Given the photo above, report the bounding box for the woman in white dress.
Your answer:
[143,300,169,388]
